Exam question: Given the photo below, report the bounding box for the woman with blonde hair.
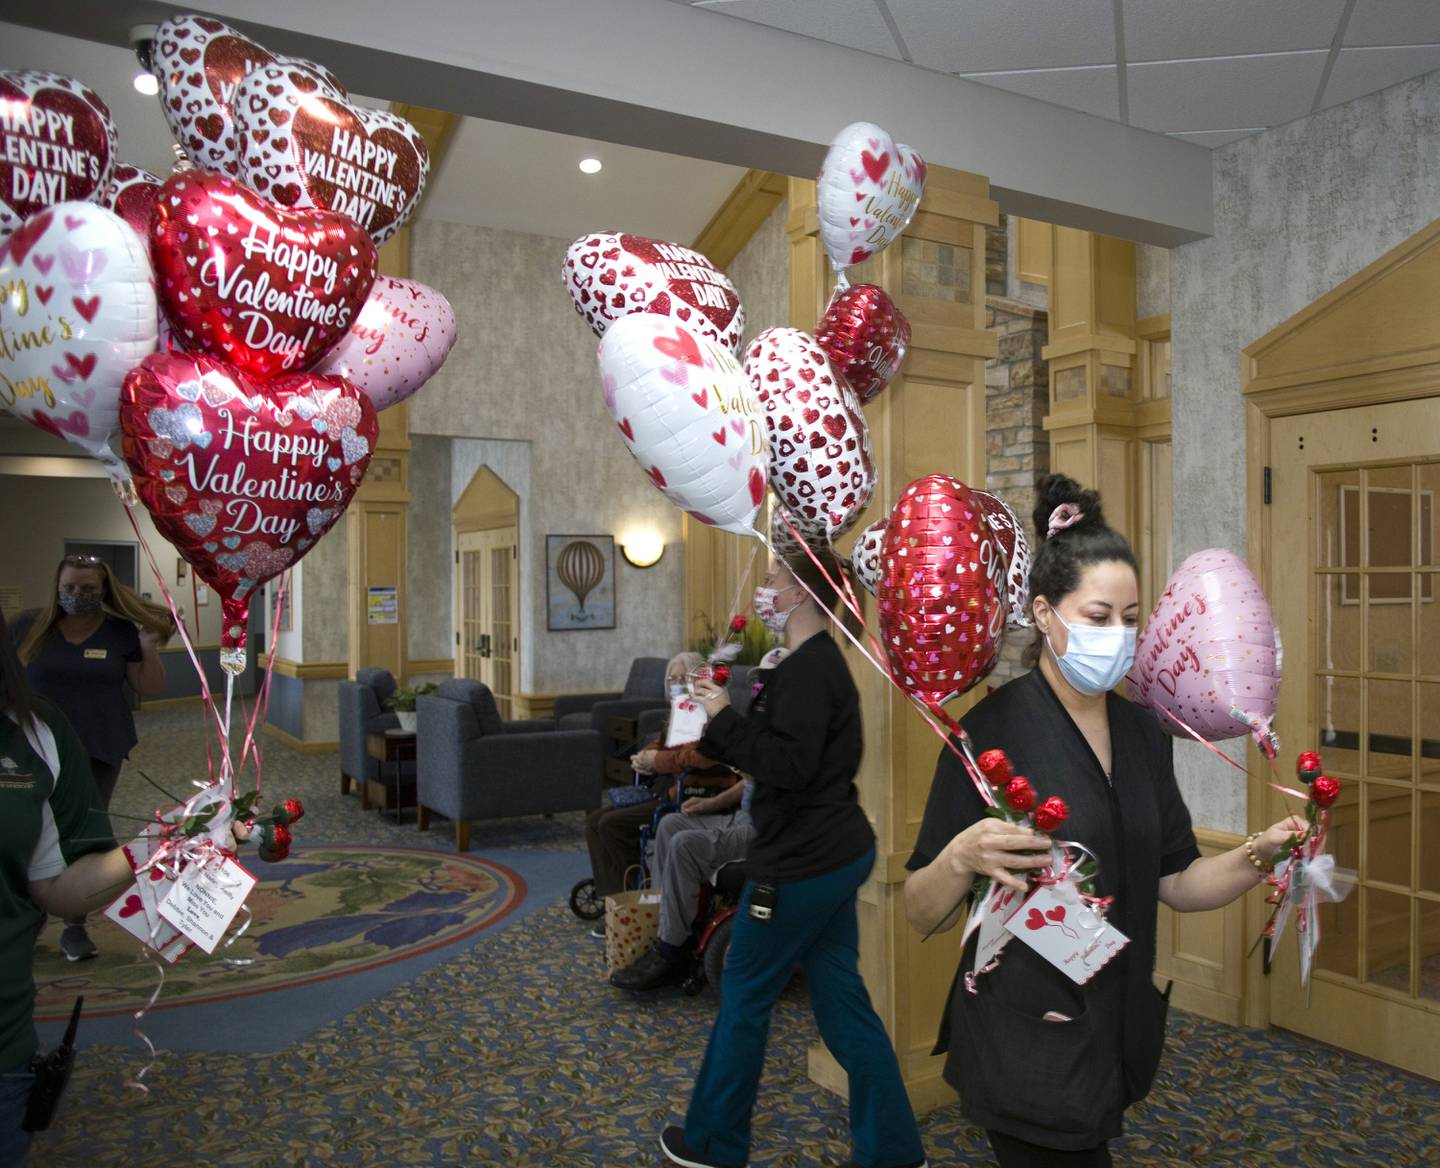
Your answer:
[11,555,174,960]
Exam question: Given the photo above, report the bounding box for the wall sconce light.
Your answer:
[621,531,665,568]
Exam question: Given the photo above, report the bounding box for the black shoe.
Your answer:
[610,945,685,991]
[659,1126,744,1168]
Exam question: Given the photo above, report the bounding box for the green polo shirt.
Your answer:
[0,700,114,1068]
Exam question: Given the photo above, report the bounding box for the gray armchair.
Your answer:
[338,667,411,800]
[554,656,670,748]
[416,679,603,851]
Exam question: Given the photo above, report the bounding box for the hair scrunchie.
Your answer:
[1047,503,1085,538]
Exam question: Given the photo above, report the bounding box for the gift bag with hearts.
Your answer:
[603,888,661,975]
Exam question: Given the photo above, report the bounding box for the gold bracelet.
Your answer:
[1243,832,1272,877]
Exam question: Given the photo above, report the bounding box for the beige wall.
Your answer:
[408,433,454,664]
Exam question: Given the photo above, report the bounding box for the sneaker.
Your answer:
[589,922,606,939]
[659,1126,744,1168]
[60,924,97,962]
[610,945,685,991]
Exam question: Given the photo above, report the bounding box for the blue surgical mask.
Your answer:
[57,591,102,616]
[1047,611,1136,695]
[669,684,687,699]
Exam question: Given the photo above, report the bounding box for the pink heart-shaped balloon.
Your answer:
[315,276,456,411]
[151,171,377,380]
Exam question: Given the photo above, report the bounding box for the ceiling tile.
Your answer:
[1166,128,1264,148]
[1346,0,1440,47]
[1321,44,1440,107]
[1124,0,1346,62]
[888,0,1117,73]
[688,0,903,59]
[1127,51,1327,132]
[961,66,1121,121]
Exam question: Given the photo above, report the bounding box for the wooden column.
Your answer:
[789,167,998,1110]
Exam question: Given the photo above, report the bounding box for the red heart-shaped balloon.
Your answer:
[120,352,376,658]
[99,163,163,239]
[878,474,1003,708]
[1046,905,1067,923]
[152,171,377,379]
[814,284,910,404]
[1025,908,1047,931]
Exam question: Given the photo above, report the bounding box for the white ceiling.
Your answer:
[681,0,1440,147]
[0,21,746,243]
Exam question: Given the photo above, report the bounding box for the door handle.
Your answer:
[477,634,492,658]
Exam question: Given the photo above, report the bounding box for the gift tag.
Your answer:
[970,882,1023,973]
[158,856,257,954]
[665,694,708,746]
[1005,881,1129,985]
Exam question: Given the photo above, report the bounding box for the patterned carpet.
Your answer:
[25,705,1440,1166]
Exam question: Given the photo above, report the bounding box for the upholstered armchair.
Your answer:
[553,657,670,747]
[338,667,410,799]
[416,679,603,851]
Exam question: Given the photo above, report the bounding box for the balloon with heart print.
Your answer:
[0,202,157,477]
[120,351,376,670]
[877,475,1003,708]
[745,327,875,545]
[152,14,347,177]
[850,518,886,596]
[151,170,377,380]
[98,163,163,239]
[973,490,1033,630]
[233,65,429,246]
[1127,548,1282,756]
[563,232,746,356]
[815,283,910,404]
[314,276,456,411]
[816,121,925,281]
[597,314,766,538]
[0,71,117,242]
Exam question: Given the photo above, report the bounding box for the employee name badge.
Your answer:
[1004,879,1129,985]
[665,694,707,746]
[158,856,257,954]
[83,648,107,660]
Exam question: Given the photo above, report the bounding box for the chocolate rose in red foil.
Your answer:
[814,283,909,404]
[877,475,1003,707]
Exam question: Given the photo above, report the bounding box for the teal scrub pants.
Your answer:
[684,847,925,1168]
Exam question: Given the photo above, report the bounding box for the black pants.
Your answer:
[988,1131,1112,1167]
[584,798,658,898]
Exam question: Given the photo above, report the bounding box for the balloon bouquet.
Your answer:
[0,15,456,971]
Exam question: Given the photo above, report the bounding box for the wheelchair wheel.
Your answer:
[569,878,604,921]
[703,913,736,995]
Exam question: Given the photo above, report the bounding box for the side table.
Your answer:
[366,729,417,824]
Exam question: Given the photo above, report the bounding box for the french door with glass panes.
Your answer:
[455,528,519,719]
[1268,397,1440,1078]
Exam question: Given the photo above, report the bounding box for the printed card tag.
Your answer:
[104,884,192,962]
[158,856,257,954]
[971,882,1023,973]
[1005,881,1129,985]
[665,694,708,747]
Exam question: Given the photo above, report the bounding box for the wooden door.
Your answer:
[1268,397,1440,1077]
[454,528,519,719]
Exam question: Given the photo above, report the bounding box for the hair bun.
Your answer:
[1032,474,1106,542]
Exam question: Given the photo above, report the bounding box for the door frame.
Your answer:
[1243,217,1440,1031]
[453,526,520,715]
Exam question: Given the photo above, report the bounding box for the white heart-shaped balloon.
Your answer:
[316,276,456,411]
[816,121,926,277]
[850,518,887,596]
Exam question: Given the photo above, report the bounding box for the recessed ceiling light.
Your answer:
[133,71,159,96]
[578,157,602,174]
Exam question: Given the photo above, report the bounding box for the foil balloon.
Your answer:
[878,475,1003,707]
[0,71,117,242]
[233,65,428,245]
[1127,549,1282,754]
[816,121,925,280]
[597,314,765,538]
[98,163,162,238]
[973,490,1032,629]
[850,518,886,596]
[0,202,156,477]
[746,327,875,544]
[563,232,745,355]
[120,351,376,669]
[815,284,910,404]
[152,14,346,177]
[315,276,456,411]
[151,171,377,380]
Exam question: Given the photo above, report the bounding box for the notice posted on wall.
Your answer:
[367,586,399,625]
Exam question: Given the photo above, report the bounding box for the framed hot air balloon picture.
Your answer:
[546,535,616,630]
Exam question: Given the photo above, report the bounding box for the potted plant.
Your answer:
[386,682,438,733]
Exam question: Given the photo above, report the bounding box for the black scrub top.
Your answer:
[12,615,142,768]
[907,668,1199,1151]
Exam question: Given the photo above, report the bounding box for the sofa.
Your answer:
[416,678,603,851]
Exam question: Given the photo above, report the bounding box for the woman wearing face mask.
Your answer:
[11,556,173,961]
[660,552,926,1168]
[903,476,1300,1167]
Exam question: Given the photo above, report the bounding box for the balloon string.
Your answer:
[714,543,761,660]
[236,572,288,793]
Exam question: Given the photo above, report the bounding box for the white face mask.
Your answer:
[668,684,687,699]
[752,586,798,634]
[1046,610,1137,695]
